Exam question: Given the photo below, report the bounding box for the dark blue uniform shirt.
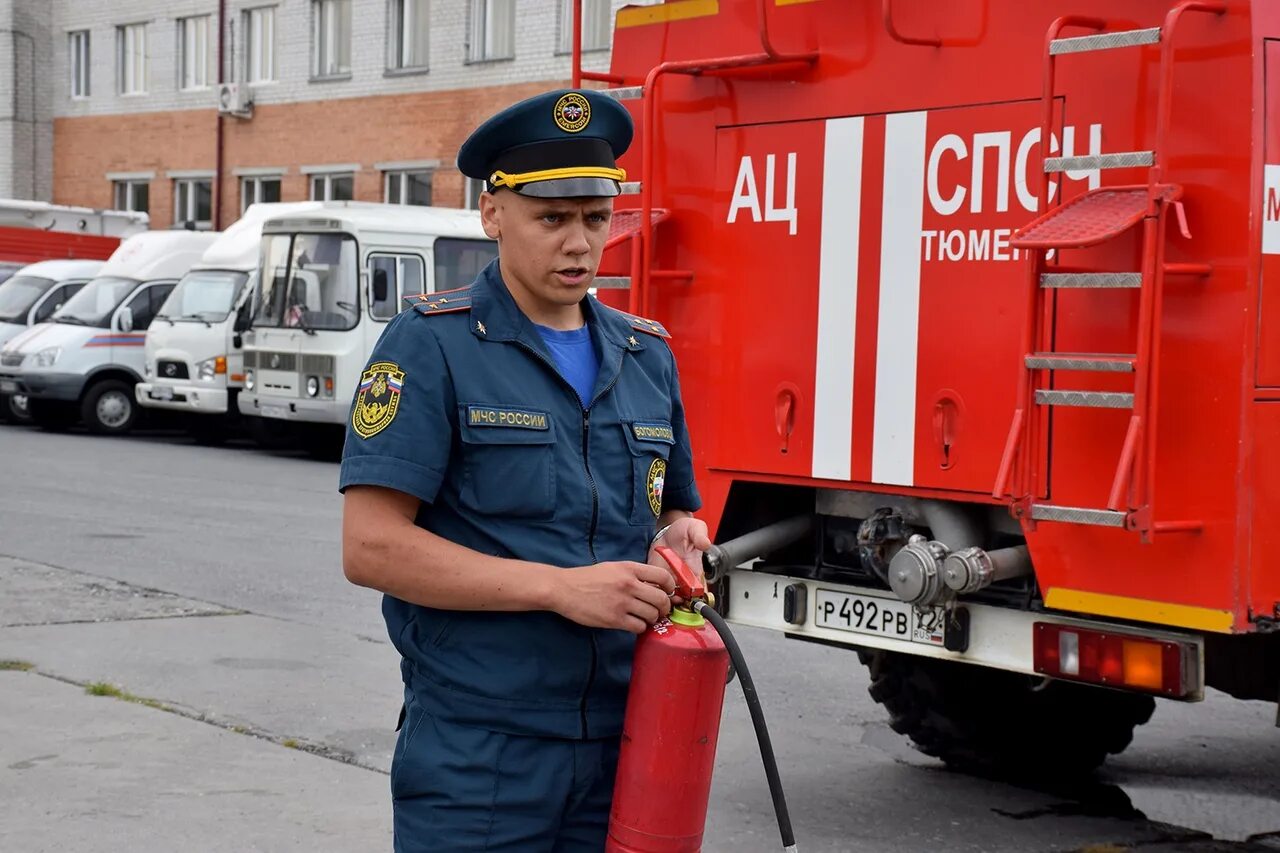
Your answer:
[339,260,700,740]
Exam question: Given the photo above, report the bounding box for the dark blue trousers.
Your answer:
[391,693,619,852]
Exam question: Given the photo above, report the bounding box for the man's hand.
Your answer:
[649,516,712,601]
[551,562,676,634]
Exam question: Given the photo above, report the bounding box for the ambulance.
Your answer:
[0,259,103,422]
[136,203,324,442]
[236,202,494,452]
[2,230,216,434]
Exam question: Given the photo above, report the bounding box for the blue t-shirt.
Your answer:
[536,323,600,409]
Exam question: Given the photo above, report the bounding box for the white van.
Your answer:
[237,202,495,451]
[0,259,103,422]
[136,203,324,442]
[2,230,217,434]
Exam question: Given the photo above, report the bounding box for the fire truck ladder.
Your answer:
[993,2,1222,541]
[571,0,817,315]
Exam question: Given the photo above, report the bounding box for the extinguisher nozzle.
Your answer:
[692,600,797,851]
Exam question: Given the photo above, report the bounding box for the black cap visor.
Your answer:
[509,177,622,198]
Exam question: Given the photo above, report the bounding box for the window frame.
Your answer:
[243,6,277,85]
[383,170,433,206]
[113,179,150,214]
[390,0,431,71]
[117,22,148,96]
[310,172,355,201]
[467,0,515,63]
[173,177,214,229]
[557,0,611,54]
[463,176,485,211]
[69,30,91,99]
[367,252,426,321]
[312,0,353,79]
[178,15,213,92]
[240,175,283,213]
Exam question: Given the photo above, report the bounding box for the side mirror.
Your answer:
[372,268,389,303]
[232,332,243,349]
[118,307,134,333]
[233,300,252,333]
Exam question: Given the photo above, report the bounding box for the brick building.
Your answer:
[0,0,649,228]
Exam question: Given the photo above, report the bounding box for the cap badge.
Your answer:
[553,93,591,134]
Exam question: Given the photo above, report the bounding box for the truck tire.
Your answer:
[27,398,77,432]
[1,393,32,424]
[81,379,138,436]
[859,649,1155,778]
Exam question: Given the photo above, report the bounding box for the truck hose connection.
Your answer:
[703,516,812,583]
[692,600,797,853]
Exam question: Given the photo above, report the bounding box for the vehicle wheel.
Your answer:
[860,649,1155,779]
[27,398,77,432]
[80,380,138,436]
[1,393,32,424]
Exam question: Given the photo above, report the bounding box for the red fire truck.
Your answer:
[0,200,149,281]
[578,0,1280,776]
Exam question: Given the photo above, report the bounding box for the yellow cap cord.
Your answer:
[489,165,627,189]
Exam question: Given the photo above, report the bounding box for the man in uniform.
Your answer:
[339,88,710,851]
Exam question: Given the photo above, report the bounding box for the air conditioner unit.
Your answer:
[216,83,252,117]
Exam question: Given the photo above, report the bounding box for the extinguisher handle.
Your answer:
[654,545,705,600]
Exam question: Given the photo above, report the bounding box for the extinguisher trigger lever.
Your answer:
[654,544,706,600]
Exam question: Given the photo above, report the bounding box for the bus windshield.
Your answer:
[52,276,139,328]
[253,232,359,332]
[160,270,249,324]
[0,276,55,324]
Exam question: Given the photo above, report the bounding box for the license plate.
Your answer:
[260,404,287,419]
[814,589,946,646]
[0,379,15,394]
[149,387,174,401]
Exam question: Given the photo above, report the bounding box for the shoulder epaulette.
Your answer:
[621,312,671,339]
[404,285,473,316]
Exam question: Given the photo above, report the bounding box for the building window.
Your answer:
[174,178,213,229]
[313,0,352,78]
[178,16,212,91]
[391,0,430,70]
[241,176,282,212]
[558,0,610,53]
[244,7,276,84]
[463,177,485,210]
[385,171,432,206]
[113,180,150,214]
[117,23,148,95]
[69,31,91,98]
[311,173,354,201]
[468,0,514,62]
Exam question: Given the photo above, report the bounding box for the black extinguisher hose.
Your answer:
[693,600,797,853]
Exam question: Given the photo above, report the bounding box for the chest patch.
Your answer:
[353,361,405,439]
[646,458,667,517]
[466,406,550,430]
[631,422,674,444]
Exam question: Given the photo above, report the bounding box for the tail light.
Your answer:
[1033,622,1196,697]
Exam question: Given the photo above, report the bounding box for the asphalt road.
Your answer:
[1,424,1278,852]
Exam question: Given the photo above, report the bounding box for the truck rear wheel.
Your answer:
[81,379,138,436]
[860,649,1155,779]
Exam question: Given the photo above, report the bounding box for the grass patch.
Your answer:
[84,681,170,711]
[0,660,34,672]
[281,738,300,750]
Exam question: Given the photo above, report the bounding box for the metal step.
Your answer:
[1045,151,1154,173]
[592,276,632,289]
[1049,27,1161,55]
[1040,272,1141,289]
[1031,504,1127,527]
[600,86,643,100]
[1025,353,1136,373]
[1035,389,1134,409]
[619,182,641,195]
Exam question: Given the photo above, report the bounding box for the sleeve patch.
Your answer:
[352,361,405,439]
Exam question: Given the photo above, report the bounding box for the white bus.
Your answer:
[237,203,495,453]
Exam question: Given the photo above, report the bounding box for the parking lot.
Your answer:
[2,424,1278,852]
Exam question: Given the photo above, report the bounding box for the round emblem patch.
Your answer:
[352,361,405,439]
[553,93,591,134]
[646,458,667,517]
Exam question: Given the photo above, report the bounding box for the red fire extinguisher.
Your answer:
[608,547,797,853]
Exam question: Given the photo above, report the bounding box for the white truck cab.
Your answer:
[2,230,217,434]
[0,259,103,422]
[136,203,324,442]
[237,202,494,451]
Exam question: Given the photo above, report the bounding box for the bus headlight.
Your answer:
[244,369,255,391]
[306,375,320,397]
